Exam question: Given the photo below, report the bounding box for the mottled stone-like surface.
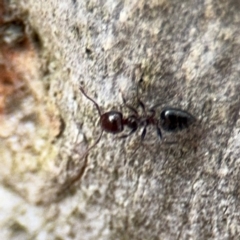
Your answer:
[1,0,240,239]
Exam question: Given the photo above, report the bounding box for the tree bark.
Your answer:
[1,0,240,239]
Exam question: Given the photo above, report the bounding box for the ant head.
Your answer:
[80,86,124,134]
[100,111,124,134]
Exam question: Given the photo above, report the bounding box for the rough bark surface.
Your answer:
[1,0,240,239]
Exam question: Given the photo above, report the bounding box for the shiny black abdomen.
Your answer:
[160,108,195,131]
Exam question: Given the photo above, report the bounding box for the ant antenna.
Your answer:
[79,86,102,117]
[119,89,138,115]
[81,130,103,159]
[62,84,104,190]
[79,86,104,155]
[136,76,143,100]
[136,78,147,115]
[62,132,103,192]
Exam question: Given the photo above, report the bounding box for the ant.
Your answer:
[79,83,196,153]
[62,83,195,191]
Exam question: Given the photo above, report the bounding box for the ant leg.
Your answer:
[136,77,143,101]
[156,124,162,140]
[156,123,176,144]
[128,125,147,160]
[62,155,89,192]
[136,78,147,115]
[150,103,162,110]
[79,87,102,117]
[141,125,147,141]
[117,127,137,139]
[157,127,177,145]
[120,90,138,115]
[138,99,146,115]
[63,130,103,190]
[81,130,103,159]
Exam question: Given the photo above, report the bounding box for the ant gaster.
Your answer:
[160,107,196,131]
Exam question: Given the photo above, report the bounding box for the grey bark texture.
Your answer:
[1,0,240,239]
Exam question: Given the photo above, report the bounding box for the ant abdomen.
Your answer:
[160,107,196,132]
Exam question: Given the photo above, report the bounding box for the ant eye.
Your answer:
[100,111,123,133]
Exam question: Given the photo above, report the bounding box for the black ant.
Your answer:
[79,84,195,153]
[62,84,195,191]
